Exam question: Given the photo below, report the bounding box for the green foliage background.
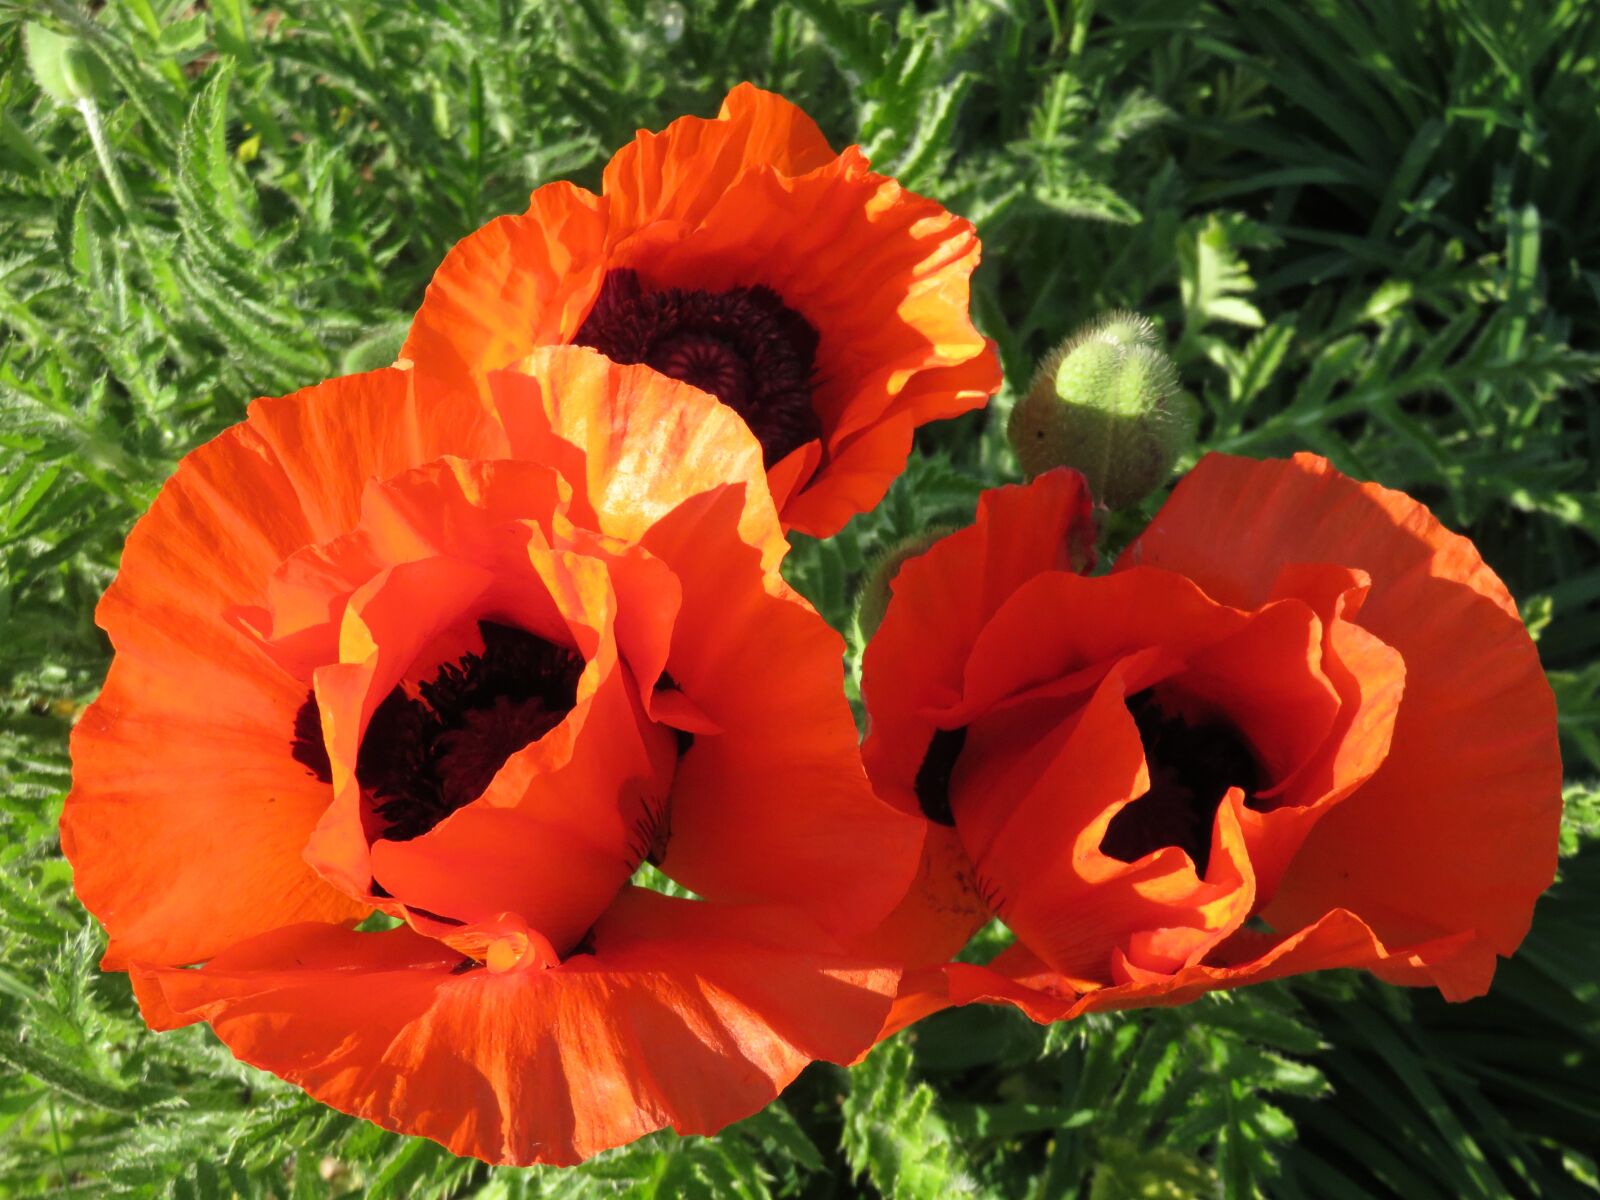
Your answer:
[0,0,1596,1196]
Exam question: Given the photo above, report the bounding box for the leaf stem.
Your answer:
[75,95,133,214]
[47,1090,69,1192]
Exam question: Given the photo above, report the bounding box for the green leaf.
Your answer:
[1178,213,1275,337]
[842,1037,964,1200]
[159,15,211,58]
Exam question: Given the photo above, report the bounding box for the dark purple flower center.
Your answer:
[1099,691,1262,876]
[290,621,583,842]
[914,726,968,826]
[573,268,822,468]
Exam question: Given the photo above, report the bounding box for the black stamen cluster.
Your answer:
[290,622,583,843]
[914,726,968,827]
[574,268,822,468]
[1099,690,1262,877]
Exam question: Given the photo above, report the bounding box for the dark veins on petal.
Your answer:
[1099,690,1262,877]
[291,621,583,842]
[574,268,822,468]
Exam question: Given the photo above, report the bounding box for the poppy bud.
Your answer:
[854,526,958,642]
[24,24,108,106]
[1008,311,1196,509]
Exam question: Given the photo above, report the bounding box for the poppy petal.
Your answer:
[64,656,365,970]
[602,83,837,234]
[641,485,923,938]
[369,628,677,950]
[1121,453,1519,616]
[407,89,994,536]
[130,891,898,1165]
[636,149,988,438]
[945,567,1246,728]
[490,349,786,570]
[244,367,508,543]
[301,556,499,902]
[1237,612,1405,906]
[400,183,610,398]
[632,150,997,536]
[781,347,1004,536]
[947,906,1496,1021]
[777,413,916,538]
[64,366,488,969]
[862,469,1096,814]
[848,824,990,976]
[954,669,1257,982]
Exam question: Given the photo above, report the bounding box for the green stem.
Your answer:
[47,1090,68,1192]
[75,95,132,214]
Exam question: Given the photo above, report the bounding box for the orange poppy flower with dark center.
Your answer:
[861,457,1561,1028]
[291,622,583,841]
[64,346,923,1164]
[402,83,1001,537]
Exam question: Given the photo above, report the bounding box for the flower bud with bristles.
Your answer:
[24,24,109,106]
[854,526,958,642]
[1008,310,1196,510]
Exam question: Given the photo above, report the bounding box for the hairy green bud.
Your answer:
[854,526,958,642]
[1008,311,1196,509]
[24,24,108,107]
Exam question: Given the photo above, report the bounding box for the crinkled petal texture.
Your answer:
[132,894,894,1166]
[402,83,1000,538]
[66,346,922,1164]
[861,457,1560,1029]
[64,368,507,970]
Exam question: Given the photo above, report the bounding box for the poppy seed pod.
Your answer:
[1008,312,1196,509]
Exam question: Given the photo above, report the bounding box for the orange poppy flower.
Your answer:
[63,346,923,1165]
[401,83,1000,538]
[860,455,1561,1028]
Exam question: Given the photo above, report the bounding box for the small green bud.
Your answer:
[854,526,958,642]
[1008,311,1196,510]
[340,318,413,375]
[24,24,108,107]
